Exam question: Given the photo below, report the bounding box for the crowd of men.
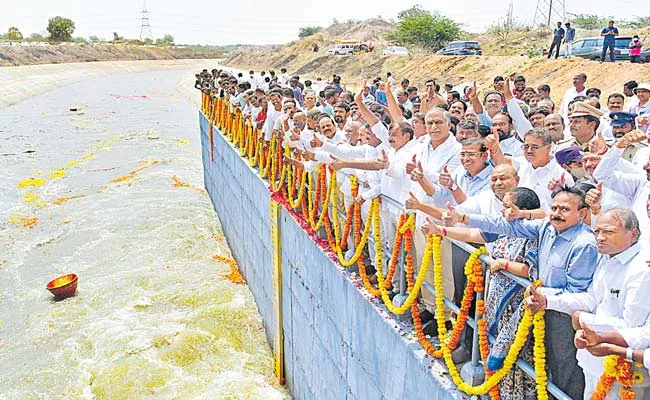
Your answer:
[196,65,650,399]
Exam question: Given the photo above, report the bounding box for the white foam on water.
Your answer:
[0,68,289,399]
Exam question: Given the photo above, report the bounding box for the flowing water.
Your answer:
[0,67,288,399]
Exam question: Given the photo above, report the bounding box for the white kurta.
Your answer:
[546,243,650,377]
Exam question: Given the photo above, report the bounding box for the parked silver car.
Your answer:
[560,36,633,61]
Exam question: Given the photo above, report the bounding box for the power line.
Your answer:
[533,0,566,27]
[139,1,153,41]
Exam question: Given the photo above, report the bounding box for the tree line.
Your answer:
[1,16,175,45]
[296,5,650,51]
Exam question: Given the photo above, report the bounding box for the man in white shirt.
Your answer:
[262,91,284,142]
[488,127,574,211]
[561,72,589,121]
[624,80,640,112]
[278,68,290,86]
[593,130,650,242]
[629,83,650,133]
[325,122,417,291]
[491,112,524,157]
[526,208,650,399]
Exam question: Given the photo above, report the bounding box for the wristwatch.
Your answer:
[450,182,458,191]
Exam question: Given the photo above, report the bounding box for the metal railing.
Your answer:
[207,114,572,400]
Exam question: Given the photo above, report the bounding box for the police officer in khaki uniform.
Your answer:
[610,111,650,168]
[558,101,604,151]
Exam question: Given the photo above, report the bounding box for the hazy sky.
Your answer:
[0,0,643,45]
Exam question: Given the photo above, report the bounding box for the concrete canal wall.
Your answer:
[199,112,459,400]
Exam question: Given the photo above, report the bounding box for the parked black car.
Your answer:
[436,41,482,56]
[560,36,633,61]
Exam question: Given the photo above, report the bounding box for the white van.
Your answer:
[333,44,354,55]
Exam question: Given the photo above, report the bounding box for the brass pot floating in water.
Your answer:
[46,274,78,299]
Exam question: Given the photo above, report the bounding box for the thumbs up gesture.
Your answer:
[590,130,609,155]
[485,130,500,154]
[405,191,421,210]
[547,175,564,192]
[503,76,513,101]
[524,284,547,313]
[421,217,442,236]
[439,165,454,189]
[410,160,424,181]
[310,135,323,148]
[467,80,479,102]
[405,154,417,175]
[441,201,462,226]
[585,181,603,214]
[377,149,390,169]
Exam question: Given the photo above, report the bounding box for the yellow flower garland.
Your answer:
[431,234,539,395]
[307,166,333,232]
[329,175,375,267]
[286,166,307,209]
[372,212,433,315]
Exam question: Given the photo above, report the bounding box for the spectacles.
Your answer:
[459,151,483,158]
[521,144,544,152]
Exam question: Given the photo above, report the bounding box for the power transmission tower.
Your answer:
[139,1,154,41]
[533,0,566,27]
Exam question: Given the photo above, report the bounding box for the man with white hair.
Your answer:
[526,208,650,399]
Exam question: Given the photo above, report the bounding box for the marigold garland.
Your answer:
[430,234,539,395]
[356,199,381,296]
[212,254,246,285]
[307,166,332,232]
[208,103,558,400]
[591,355,636,400]
[412,242,479,359]
[286,165,307,209]
[372,211,432,315]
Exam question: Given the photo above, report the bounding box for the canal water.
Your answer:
[0,67,288,399]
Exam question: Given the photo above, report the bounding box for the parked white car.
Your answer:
[382,46,409,56]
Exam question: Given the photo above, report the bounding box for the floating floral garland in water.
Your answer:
[212,254,246,285]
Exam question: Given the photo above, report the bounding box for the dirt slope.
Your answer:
[0,44,222,67]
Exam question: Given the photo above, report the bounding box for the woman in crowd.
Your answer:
[422,187,541,400]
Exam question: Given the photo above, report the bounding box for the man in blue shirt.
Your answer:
[548,21,565,59]
[601,20,619,63]
[564,22,576,58]
[447,185,598,400]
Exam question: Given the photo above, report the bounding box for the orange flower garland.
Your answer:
[591,356,635,400]
[355,200,381,296]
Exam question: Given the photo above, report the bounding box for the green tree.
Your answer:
[156,34,174,45]
[144,38,154,45]
[112,32,123,41]
[386,6,461,50]
[569,14,610,30]
[30,33,44,40]
[47,16,75,41]
[88,35,99,42]
[298,26,321,38]
[72,36,88,44]
[630,16,650,28]
[7,27,23,40]
[397,4,428,19]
